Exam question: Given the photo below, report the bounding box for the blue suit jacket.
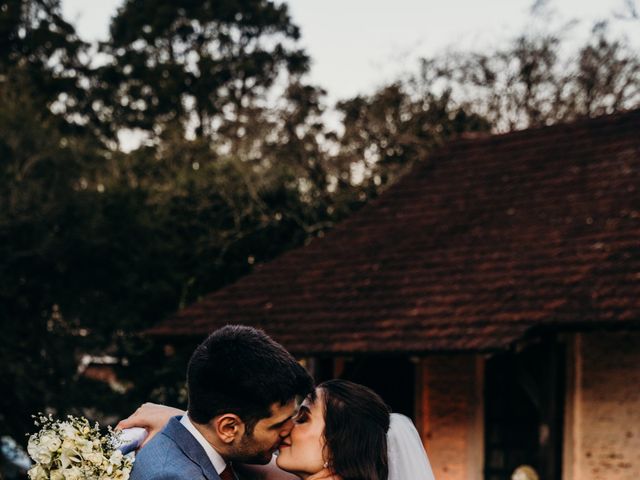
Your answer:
[130,416,222,480]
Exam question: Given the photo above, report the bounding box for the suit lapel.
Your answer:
[161,416,221,480]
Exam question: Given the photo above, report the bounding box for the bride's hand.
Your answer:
[306,468,342,480]
[116,402,185,447]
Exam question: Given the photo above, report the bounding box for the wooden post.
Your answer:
[415,357,430,446]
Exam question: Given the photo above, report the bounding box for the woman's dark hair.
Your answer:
[187,325,313,433]
[319,379,391,480]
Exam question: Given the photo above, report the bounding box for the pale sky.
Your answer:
[61,0,638,103]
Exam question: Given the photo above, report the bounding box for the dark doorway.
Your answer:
[339,356,416,419]
[484,339,564,480]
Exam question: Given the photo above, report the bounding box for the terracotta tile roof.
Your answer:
[148,110,640,353]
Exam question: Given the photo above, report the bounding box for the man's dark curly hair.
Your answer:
[187,325,314,433]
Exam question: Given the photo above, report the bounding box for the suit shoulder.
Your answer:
[130,433,202,480]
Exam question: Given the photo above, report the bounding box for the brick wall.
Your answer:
[564,331,640,480]
[418,355,484,480]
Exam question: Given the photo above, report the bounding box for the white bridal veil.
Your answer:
[387,413,436,480]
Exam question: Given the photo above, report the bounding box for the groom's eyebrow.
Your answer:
[268,405,300,429]
[269,414,295,429]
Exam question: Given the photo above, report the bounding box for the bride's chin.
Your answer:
[276,454,302,477]
[275,453,289,470]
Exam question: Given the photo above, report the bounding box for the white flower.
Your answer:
[75,437,95,455]
[27,437,52,465]
[26,435,38,457]
[58,422,80,440]
[40,430,63,452]
[27,465,48,480]
[83,451,105,465]
[109,449,123,467]
[62,466,84,480]
[59,439,81,469]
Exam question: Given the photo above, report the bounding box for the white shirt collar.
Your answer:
[180,414,228,475]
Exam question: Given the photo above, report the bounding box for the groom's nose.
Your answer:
[279,418,295,437]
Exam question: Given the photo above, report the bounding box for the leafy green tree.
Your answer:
[566,22,640,117]
[0,77,88,444]
[404,23,640,132]
[335,82,491,192]
[96,0,309,143]
[335,21,640,194]
[0,0,96,135]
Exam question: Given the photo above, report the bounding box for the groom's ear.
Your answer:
[213,414,245,443]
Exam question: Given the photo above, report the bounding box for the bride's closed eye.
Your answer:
[293,407,310,424]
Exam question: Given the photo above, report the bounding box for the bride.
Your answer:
[119,379,435,480]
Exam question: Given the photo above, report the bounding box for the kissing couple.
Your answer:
[118,325,435,480]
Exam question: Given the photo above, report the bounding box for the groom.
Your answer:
[129,325,314,480]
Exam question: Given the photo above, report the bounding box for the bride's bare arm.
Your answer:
[116,402,185,446]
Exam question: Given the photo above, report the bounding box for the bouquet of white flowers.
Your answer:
[27,414,134,480]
